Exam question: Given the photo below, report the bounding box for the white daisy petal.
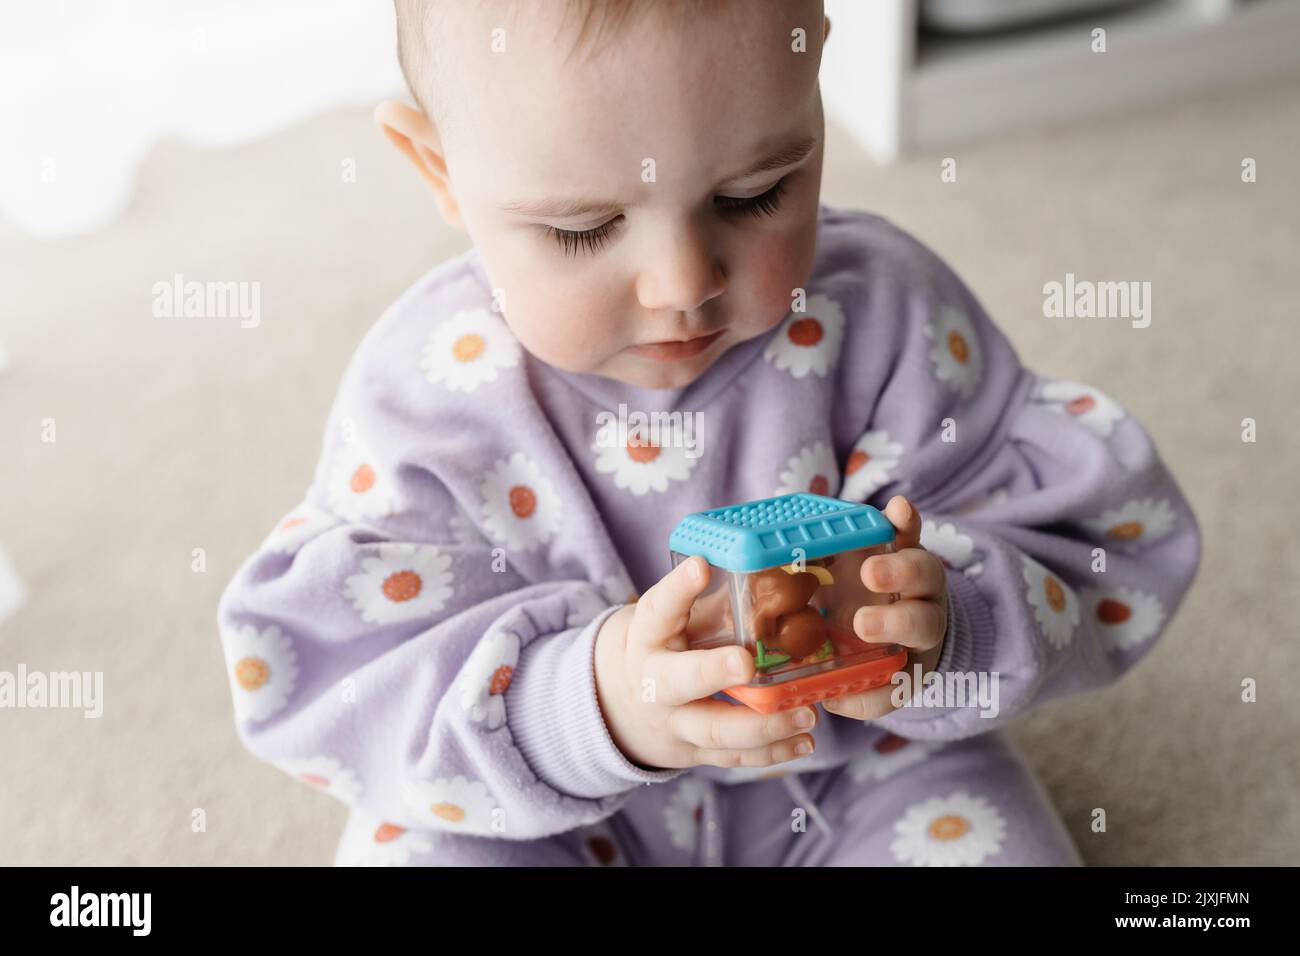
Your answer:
[479,452,563,551]
[763,293,846,379]
[775,440,840,497]
[592,421,697,496]
[923,305,983,398]
[261,502,337,554]
[1036,379,1126,438]
[457,630,519,730]
[327,442,398,522]
[276,756,362,805]
[402,775,500,834]
[343,543,454,624]
[920,520,981,576]
[1021,556,1080,650]
[840,430,903,501]
[223,623,299,724]
[337,810,435,867]
[890,790,1007,866]
[1080,585,1166,652]
[420,308,521,393]
[847,734,939,782]
[1083,498,1176,551]
[663,777,709,853]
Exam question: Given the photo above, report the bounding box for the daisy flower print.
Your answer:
[420,308,521,393]
[763,293,845,379]
[890,790,1007,866]
[223,623,299,724]
[343,543,454,624]
[924,305,982,398]
[479,452,562,551]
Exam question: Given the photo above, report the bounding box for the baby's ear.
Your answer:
[373,100,465,231]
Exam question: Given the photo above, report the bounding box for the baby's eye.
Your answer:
[543,218,622,257]
[715,176,788,219]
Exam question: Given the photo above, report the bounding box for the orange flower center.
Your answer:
[1065,395,1096,415]
[846,449,870,475]
[809,474,830,496]
[432,802,466,823]
[626,434,661,464]
[509,485,537,518]
[382,570,423,603]
[874,733,907,755]
[299,774,329,788]
[929,814,970,842]
[489,664,514,696]
[373,823,405,843]
[587,835,618,865]
[452,333,486,363]
[947,330,970,365]
[1109,521,1144,540]
[234,656,269,691]
[279,517,306,532]
[350,464,376,494]
[1043,575,1066,613]
[788,317,823,347]
[1097,599,1132,624]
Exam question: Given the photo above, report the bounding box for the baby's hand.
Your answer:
[595,556,818,771]
[823,495,948,721]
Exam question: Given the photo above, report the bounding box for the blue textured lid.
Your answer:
[668,492,895,572]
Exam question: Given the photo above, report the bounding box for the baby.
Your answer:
[217,0,1200,866]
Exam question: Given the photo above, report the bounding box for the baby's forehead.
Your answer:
[408,0,816,117]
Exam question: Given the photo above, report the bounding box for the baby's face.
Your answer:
[432,0,827,390]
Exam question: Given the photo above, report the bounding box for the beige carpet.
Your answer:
[2,70,1298,866]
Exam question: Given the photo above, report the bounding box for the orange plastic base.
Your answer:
[723,648,910,714]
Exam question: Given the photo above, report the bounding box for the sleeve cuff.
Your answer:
[934,569,996,676]
[874,568,999,732]
[505,602,685,800]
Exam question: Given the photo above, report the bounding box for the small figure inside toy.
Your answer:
[721,556,860,671]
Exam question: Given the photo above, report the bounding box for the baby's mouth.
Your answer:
[628,329,725,361]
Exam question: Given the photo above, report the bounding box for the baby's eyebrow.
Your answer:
[500,133,818,220]
[715,133,818,189]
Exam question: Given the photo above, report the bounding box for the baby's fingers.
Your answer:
[667,698,818,751]
[853,598,946,651]
[643,645,755,706]
[630,555,711,652]
[691,734,816,770]
[821,683,898,721]
[882,495,922,550]
[861,548,945,598]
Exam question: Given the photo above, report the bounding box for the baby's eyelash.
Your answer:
[544,219,621,257]
[715,176,788,219]
[542,176,790,257]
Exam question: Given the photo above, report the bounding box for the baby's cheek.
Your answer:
[508,291,623,371]
[746,223,819,329]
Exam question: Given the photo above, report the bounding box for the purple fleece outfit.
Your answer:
[217,205,1200,866]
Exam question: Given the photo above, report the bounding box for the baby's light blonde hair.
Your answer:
[392,0,708,125]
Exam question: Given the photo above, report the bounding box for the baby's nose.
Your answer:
[636,249,726,313]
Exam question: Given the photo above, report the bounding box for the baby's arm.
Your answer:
[831,223,1201,738]
[216,404,684,843]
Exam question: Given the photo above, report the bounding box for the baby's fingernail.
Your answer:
[795,739,814,756]
[728,651,747,677]
[873,566,894,588]
[793,708,815,729]
[858,609,883,636]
